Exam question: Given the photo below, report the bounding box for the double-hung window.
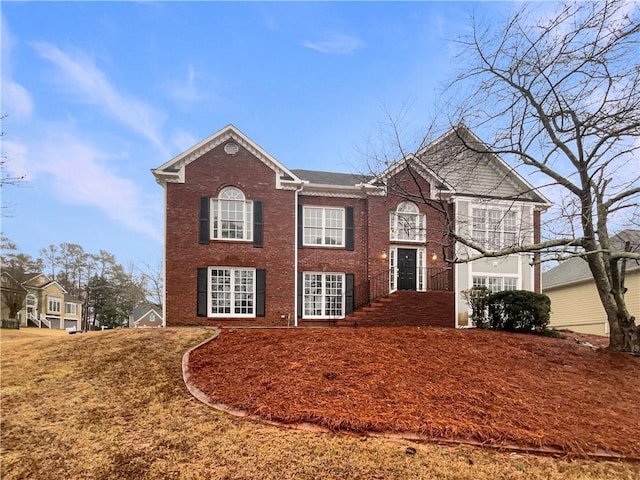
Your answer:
[303,207,344,247]
[208,267,255,317]
[472,276,518,293]
[211,187,253,241]
[303,272,344,318]
[65,303,77,315]
[389,202,426,242]
[48,297,61,314]
[472,207,518,250]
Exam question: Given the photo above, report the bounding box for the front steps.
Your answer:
[338,290,455,328]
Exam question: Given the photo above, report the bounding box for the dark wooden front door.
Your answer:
[397,248,417,290]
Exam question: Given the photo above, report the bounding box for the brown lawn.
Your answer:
[2,326,639,480]
[187,327,640,459]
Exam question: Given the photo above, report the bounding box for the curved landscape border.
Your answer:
[182,328,639,463]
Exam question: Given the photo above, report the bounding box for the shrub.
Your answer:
[460,286,492,328]
[487,290,551,333]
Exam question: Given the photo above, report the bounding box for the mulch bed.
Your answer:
[187,327,640,459]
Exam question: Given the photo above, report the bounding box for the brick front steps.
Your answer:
[338,290,455,328]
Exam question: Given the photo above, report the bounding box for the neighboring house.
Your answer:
[129,304,163,328]
[152,124,549,328]
[543,230,640,336]
[0,273,83,331]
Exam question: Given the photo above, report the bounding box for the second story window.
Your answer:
[472,208,517,250]
[48,297,61,314]
[303,207,344,247]
[211,187,253,241]
[389,202,426,242]
[65,303,77,315]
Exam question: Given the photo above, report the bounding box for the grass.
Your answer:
[1,327,639,480]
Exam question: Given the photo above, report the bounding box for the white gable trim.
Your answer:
[152,125,303,188]
[368,155,455,201]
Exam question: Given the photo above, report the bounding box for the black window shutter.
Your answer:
[297,203,304,248]
[256,269,266,317]
[297,272,303,318]
[197,268,208,317]
[345,206,355,251]
[346,273,355,315]
[253,201,264,248]
[199,197,210,245]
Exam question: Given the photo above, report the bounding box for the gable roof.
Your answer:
[413,125,550,204]
[542,230,640,289]
[64,293,82,304]
[152,124,302,187]
[131,303,162,322]
[291,169,373,187]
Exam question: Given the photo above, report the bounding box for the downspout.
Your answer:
[162,182,168,328]
[293,184,305,327]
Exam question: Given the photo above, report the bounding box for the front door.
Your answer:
[397,248,417,290]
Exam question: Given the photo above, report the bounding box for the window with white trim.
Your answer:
[65,303,77,315]
[303,207,344,246]
[211,187,253,241]
[209,267,255,317]
[26,294,37,308]
[303,272,344,318]
[472,208,517,250]
[472,276,519,293]
[48,297,61,314]
[389,249,396,292]
[390,202,426,242]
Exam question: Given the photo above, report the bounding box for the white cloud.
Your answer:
[31,41,166,150]
[169,65,204,105]
[1,81,34,120]
[31,130,162,243]
[304,31,364,55]
[170,129,199,154]
[1,16,34,120]
[1,140,30,181]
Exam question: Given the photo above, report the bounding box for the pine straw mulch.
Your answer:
[186,327,640,460]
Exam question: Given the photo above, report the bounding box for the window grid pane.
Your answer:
[211,190,252,241]
[303,207,344,246]
[303,273,344,318]
[234,270,254,315]
[210,268,255,316]
[504,278,518,290]
[390,204,426,242]
[324,274,343,317]
[210,269,232,314]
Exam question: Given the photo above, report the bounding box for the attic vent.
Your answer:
[224,142,239,155]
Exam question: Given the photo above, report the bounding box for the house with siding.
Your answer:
[153,124,549,328]
[129,303,163,328]
[0,273,83,331]
[543,230,640,336]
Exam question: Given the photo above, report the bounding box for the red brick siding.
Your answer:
[164,146,457,327]
[165,142,296,326]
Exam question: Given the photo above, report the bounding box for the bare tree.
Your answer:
[137,261,164,310]
[0,238,43,320]
[368,1,639,352]
[0,115,27,217]
[450,0,639,352]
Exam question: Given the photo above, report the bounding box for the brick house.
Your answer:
[152,124,549,328]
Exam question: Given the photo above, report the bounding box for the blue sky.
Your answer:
[1,1,519,268]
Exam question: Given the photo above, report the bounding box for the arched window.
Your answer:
[389,201,426,242]
[211,187,253,240]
